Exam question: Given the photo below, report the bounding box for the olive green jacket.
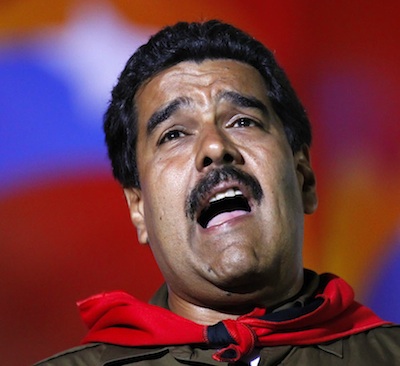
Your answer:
[34,325,400,365]
[35,273,400,365]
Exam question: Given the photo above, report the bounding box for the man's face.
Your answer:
[125,60,317,309]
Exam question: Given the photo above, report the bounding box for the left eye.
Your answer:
[231,117,257,128]
[159,130,185,145]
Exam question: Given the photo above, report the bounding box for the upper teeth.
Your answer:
[209,188,243,203]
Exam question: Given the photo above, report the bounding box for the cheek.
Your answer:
[248,144,288,181]
[253,144,302,209]
[141,168,190,232]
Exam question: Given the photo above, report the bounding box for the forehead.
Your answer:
[135,59,270,116]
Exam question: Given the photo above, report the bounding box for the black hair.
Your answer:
[104,20,311,188]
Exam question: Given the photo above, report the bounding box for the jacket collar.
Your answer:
[99,340,343,365]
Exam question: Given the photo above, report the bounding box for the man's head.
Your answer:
[104,20,311,189]
[104,20,317,316]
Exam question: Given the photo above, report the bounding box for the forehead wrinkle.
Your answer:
[143,60,270,136]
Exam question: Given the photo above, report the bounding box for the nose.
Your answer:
[195,126,244,171]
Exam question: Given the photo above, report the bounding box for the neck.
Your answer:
[167,271,304,325]
[168,290,244,325]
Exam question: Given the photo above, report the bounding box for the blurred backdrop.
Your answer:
[1,1,399,365]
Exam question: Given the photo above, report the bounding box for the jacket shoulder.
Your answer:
[364,324,400,339]
[34,343,104,366]
[338,324,400,363]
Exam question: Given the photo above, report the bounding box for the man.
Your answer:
[36,20,399,365]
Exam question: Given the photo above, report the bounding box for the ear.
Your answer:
[123,188,149,244]
[294,145,318,214]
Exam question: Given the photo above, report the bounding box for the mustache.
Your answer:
[185,166,264,221]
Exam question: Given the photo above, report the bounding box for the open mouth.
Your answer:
[197,188,251,229]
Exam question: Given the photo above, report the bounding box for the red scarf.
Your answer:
[78,274,390,362]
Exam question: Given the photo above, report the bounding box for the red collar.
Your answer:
[78,273,390,362]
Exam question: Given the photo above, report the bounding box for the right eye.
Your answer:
[159,130,185,145]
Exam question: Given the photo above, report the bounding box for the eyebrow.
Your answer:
[146,97,190,136]
[218,91,269,116]
[145,91,269,136]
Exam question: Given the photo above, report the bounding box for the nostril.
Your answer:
[203,157,213,167]
[203,153,235,167]
[223,153,234,163]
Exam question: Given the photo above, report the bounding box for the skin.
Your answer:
[124,59,317,325]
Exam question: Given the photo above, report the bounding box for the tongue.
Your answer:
[206,210,248,228]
